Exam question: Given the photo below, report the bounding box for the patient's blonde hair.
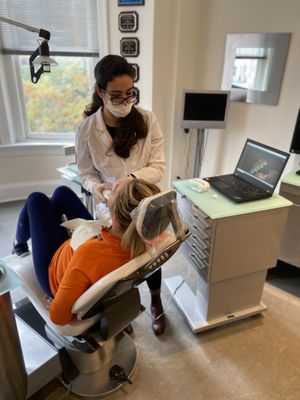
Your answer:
[111,179,160,257]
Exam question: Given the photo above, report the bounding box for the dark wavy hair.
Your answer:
[83,55,147,158]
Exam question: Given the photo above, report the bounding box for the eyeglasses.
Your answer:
[105,88,138,105]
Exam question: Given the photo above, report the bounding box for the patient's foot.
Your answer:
[151,294,166,336]
[123,323,133,335]
[12,240,31,258]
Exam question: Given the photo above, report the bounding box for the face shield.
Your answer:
[130,189,188,257]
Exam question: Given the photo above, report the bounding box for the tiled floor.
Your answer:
[1,201,300,400]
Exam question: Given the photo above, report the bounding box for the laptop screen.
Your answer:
[234,139,290,192]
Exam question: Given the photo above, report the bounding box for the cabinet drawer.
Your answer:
[176,193,213,230]
[191,204,212,229]
[188,235,210,259]
[176,193,193,214]
[191,212,212,232]
[189,234,213,259]
[190,223,212,247]
[181,241,208,280]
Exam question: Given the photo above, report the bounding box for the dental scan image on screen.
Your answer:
[236,142,287,188]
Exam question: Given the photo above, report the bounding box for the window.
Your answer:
[232,47,272,92]
[19,55,94,137]
[0,0,108,144]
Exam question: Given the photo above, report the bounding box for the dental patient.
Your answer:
[12,179,164,331]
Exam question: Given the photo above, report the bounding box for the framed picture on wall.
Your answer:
[118,0,144,6]
[130,63,139,82]
[119,12,138,33]
[120,37,140,57]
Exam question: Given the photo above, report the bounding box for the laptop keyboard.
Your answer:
[219,175,263,196]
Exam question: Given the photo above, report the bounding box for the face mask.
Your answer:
[105,101,133,118]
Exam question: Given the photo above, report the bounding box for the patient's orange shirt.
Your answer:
[48,228,130,325]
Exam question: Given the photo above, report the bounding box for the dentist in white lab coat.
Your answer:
[75,54,166,336]
[76,55,165,217]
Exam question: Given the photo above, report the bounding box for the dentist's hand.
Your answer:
[92,182,112,203]
[113,176,134,194]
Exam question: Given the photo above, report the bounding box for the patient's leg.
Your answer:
[15,192,70,296]
[146,269,165,335]
[14,187,93,296]
[50,186,93,221]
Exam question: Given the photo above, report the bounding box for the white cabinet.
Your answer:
[165,181,291,333]
[279,181,300,268]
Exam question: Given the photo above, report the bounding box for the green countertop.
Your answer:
[173,180,292,219]
[0,259,22,296]
[57,163,81,184]
[281,169,300,187]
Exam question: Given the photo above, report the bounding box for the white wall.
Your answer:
[0,150,74,202]
[160,0,300,183]
[152,0,208,185]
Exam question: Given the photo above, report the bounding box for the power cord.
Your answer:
[172,262,192,296]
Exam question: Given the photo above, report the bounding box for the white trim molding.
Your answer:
[0,142,75,157]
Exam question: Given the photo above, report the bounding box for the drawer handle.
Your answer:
[193,217,210,230]
[191,243,207,258]
[191,235,207,249]
[190,253,205,269]
[192,224,208,238]
[192,204,206,215]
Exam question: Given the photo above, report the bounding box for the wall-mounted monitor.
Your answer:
[181,90,230,130]
[289,109,300,154]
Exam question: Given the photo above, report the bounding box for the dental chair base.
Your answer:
[63,334,136,397]
[15,300,136,398]
[48,327,137,397]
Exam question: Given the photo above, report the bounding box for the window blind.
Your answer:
[0,0,100,56]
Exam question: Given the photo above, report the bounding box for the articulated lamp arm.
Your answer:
[0,16,57,83]
[0,16,50,40]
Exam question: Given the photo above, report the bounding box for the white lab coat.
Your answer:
[75,106,166,195]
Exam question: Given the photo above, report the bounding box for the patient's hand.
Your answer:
[43,294,53,310]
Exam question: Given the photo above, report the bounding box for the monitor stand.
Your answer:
[193,128,206,177]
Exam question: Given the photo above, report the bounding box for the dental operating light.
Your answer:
[0,16,58,83]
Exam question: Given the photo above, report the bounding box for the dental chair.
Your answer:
[6,189,189,397]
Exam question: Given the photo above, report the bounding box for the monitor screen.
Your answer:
[235,139,290,191]
[181,90,230,129]
[289,109,300,154]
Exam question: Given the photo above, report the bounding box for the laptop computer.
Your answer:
[204,138,290,203]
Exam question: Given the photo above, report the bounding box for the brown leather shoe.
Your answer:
[123,323,133,335]
[151,294,166,335]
